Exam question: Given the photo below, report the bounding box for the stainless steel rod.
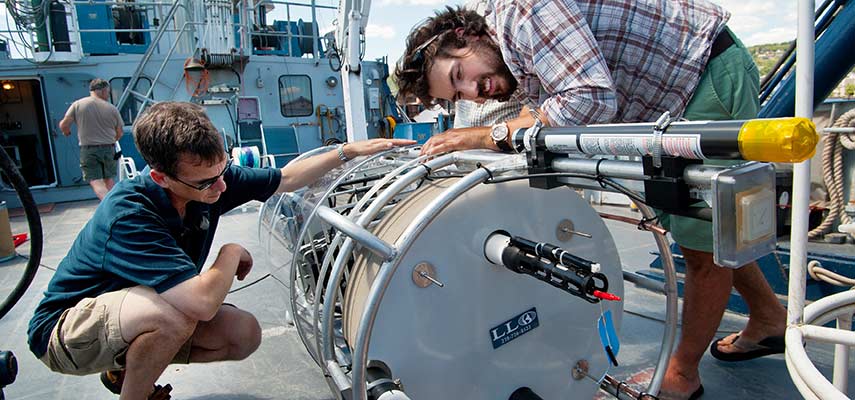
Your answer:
[551,158,726,187]
[315,205,395,261]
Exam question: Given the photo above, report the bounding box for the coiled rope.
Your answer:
[808,260,855,287]
[808,108,855,238]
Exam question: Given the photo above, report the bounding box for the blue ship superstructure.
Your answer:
[0,0,401,205]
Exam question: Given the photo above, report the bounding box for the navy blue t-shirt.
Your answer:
[28,165,281,357]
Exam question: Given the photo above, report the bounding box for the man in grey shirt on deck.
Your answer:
[59,78,124,200]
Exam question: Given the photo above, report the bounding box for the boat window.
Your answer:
[279,75,313,117]
[109,77,153,125]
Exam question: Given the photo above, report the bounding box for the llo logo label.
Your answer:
[489,307,539,349]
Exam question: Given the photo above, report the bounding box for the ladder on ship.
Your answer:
[114,0,246,118]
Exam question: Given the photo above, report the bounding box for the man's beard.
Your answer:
[472,39,518,102]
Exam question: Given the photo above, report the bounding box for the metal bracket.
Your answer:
[524,114,562,189]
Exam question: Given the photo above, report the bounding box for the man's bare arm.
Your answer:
[160,243,250,321]
[419,107,548,155]
[276,138,415,193]
[58,116,73,136]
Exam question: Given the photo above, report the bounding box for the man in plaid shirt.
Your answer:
[395,1,787,399]
[451,0,524,130]
[453,98,522,129]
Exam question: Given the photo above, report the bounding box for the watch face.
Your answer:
[491,123,509,141]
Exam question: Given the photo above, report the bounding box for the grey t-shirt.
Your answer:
[65,96,123,146]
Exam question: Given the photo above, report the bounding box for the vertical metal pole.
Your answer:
[832,313,851,391]
[239,0,248,54]
[787,0,814,330]
[341,6,369,142]
[310,0,319,59]
[829,103,838,125]
[286,5,293,56]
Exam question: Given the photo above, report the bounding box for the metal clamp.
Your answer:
[524,116,543,154]
[651,111,672,168]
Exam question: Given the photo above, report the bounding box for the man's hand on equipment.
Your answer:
[342,138,416,159]
[419,127,493,156]
[275,139,414,194]
[236,247,253,281]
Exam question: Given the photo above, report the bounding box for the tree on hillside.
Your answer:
[847,83,855,98]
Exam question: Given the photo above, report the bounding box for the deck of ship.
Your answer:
[0,199,851,399]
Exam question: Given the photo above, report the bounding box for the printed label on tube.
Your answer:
[544,134,580,152]
[578,134,705,159]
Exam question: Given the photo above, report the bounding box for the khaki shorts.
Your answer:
[39,288,192,376]
[79,145,117,181]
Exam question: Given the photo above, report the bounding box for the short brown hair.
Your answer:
[395,6,489,106]
[89,78,109,91]
[133,102,224,177]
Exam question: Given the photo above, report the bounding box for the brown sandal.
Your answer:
[100,369,125,395]
[148,384,173,400]
[100,369,172,399]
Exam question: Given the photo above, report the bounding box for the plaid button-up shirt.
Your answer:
[453,98,524,128]
[486,0,729,126]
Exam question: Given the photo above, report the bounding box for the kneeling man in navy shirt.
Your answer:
[28,101,413,399]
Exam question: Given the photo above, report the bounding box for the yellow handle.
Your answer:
[738,117,818,162]
[386,116,397,133]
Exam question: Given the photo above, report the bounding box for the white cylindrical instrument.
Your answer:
[259,148,625,400]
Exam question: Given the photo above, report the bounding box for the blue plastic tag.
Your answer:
[598,309,620,366]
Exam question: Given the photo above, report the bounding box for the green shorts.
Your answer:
[79,145,117,181]
[658,28,760,253]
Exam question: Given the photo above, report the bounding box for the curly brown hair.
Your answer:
[395,6,490,106]
[133,102,225,177]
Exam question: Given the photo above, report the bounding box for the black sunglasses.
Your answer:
[409,32,442,67]
[172,159,232,191]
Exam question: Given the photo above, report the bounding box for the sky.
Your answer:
[1,1,801,63]
[360,0,802,63]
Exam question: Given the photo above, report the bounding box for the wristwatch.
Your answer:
[336,143,350,161]
[490,122,512,153]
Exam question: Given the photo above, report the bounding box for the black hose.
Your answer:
[0,147,43,321]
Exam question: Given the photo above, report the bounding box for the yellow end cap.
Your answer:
[738,117,818,162]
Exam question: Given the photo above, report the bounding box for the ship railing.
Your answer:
[115,0,333,120]
[786,0,855,399]
[114,0,186,119]
[236,0,335,60]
